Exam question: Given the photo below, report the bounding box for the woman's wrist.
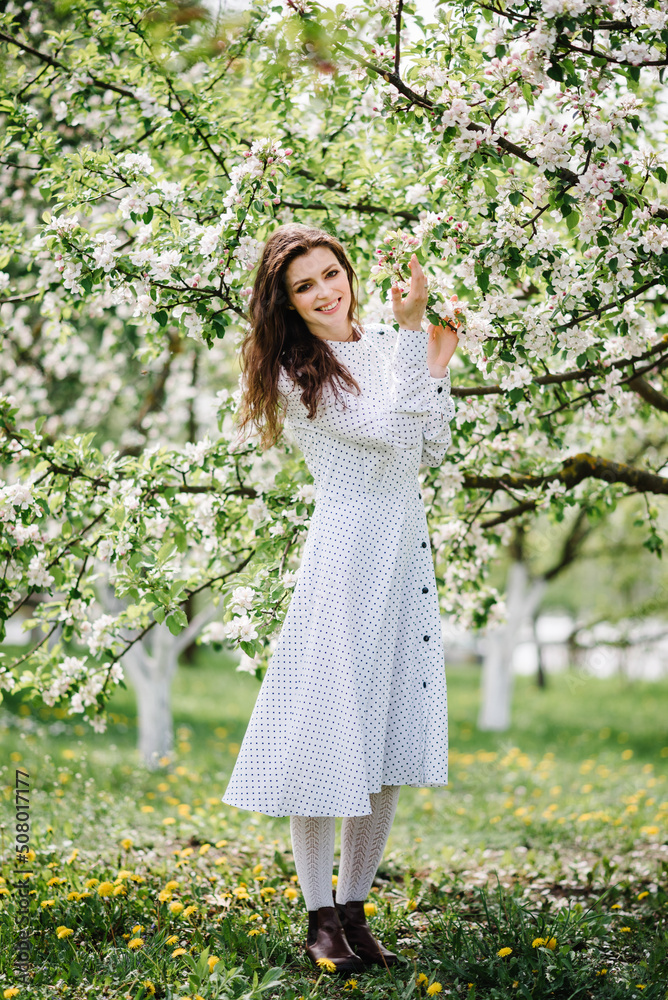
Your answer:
[429,366,449,378]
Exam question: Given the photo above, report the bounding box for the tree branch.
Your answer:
[627,375,668,413]
[394,0,404,76]
[0,30,138,99]
[466,451,668,499]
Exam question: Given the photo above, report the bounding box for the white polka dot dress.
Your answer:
[222,324,456,817]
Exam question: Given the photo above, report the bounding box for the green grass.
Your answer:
[0,653,666,999]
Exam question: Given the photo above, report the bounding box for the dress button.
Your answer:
[423,681,427,689]
[421,541,427,548]
[423,635,430,641]
[418,492,422,499]
[437,386,443,393]
[422,587,428,593]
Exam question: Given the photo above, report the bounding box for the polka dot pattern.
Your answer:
[222,324,456,817]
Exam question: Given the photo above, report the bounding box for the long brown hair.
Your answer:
[236,223,363,451]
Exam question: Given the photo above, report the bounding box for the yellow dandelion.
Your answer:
[169,901,184,915]
[165,880,179,890]
[316,958,336,973]
[596,969,608,976]
[406,898,418,911]
[120,838,133,850]
[56,927,73,939]
[158,889,173,902]
[427,984,443,996]
[4,989,20,998]
[252,863,264,875]
[183,905,197,918]
[248,929,261,937]
[172,947,187,957]
[620,926,632,932]
[65,849,78,864]
[128,938,144,950]
[637,891,649,900]
[332,874,338,885]
[531,937,545,948]
[546,937,557,950]
[512,984,519,990]
[97,881,115,897]
[611,903,622,909]
[284,886,298,900]
[142,983,156,996]
[417,973,429,985]
[636,986,646,991]
[132,924,145,935]
[207,955,221,972]
[198,843,211,855]
[497,946,512,957]
[40,900,56,908]
[166,934,179,945]
[66,891,80,901]
[113,884,127,896]
[344,980,358,990]
[363,902,377,917]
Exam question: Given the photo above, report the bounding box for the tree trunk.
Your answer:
[533,611,547,689]
[122,625,180,770]
[133,664,176,768]
[477,562,546,731]
[97,577,220,768]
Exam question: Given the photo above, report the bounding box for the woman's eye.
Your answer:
[327,269,338,277]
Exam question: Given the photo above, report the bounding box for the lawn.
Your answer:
[0,651,666,999]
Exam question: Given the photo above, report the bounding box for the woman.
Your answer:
[222,223,458,974]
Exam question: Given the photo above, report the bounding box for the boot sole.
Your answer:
[305,949,365,975]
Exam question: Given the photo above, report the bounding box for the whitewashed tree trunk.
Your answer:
[478,562,546,732]
[97,580,219,769]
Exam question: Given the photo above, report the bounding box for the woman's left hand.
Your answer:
[427,295,461,376]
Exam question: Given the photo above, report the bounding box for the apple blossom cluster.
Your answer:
[39,139,291,348]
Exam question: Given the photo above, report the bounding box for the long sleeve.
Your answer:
[421,367,456,468]
[281,326,434,452]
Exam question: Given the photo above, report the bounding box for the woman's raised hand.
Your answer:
[427,295,460,376]
[391,253,428,331]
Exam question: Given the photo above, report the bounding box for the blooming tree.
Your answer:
[1,0,668,736]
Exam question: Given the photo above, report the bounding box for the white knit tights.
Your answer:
[290,785,400,911]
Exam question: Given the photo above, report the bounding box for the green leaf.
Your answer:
[166,607,188,634]
[566,211,580,230]
[476,269,490,294]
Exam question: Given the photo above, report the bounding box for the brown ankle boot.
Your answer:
[305,905,365,975]
[333,895,399,968]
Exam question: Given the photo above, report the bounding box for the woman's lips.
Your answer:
[315,297,342,314]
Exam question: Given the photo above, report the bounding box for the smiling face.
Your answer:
[285,246,353,342]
